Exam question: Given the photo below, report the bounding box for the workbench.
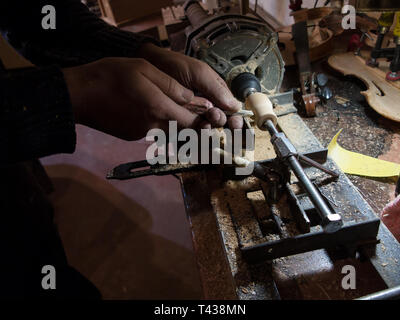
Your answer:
[130,7,400,300]
[179,35,400,300]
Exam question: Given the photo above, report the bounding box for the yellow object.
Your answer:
[377,11,400,37]
[379,12,395,28]
[394,12,400,38]
[328,129,400,178]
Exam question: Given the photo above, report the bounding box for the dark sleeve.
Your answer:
[0,66,76,165]
[0,0,159,68]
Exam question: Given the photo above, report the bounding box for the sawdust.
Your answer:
[248,124,276,161]
[247,190,270,220]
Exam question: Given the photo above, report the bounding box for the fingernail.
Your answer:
[183,90,194,103]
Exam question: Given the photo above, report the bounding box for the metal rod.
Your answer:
[265,120,342,233]
[297,154,339,178]
[265,119,279,135]
[356,285,400,300]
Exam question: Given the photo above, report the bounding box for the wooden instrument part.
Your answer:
[328,52,400,122]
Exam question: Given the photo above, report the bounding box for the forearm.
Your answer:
[0,67,76,164]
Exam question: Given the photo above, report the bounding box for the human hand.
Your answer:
[137,43,243,130]
[381,195,400,242]
[63,56,241,141]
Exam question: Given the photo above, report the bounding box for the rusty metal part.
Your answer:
[297,153,339,178]
[106,161,210,180]
[107,149,330,181]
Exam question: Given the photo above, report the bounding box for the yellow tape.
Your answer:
[328,129,400,178]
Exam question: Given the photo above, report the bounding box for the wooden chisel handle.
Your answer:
[245,92,278,130]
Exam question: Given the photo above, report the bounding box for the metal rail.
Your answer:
[265,120,342,233]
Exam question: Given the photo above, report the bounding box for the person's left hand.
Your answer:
[137,43,244,130]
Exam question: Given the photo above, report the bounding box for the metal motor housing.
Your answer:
[184,0,285,97]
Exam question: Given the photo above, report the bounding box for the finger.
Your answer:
[183,96,214,114]
[141,61,194,105]
[192,62,242,112]
[205,108,227,128]
[139,76,205,129]
[228,115,244,130]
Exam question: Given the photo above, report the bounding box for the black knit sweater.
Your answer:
[0,0,157,164]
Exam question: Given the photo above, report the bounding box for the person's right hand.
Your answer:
[63,57,239,141]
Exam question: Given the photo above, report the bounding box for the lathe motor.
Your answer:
[183,0,285,98]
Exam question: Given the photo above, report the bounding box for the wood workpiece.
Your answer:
[328,52,400,122]
[245,93,278,128]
